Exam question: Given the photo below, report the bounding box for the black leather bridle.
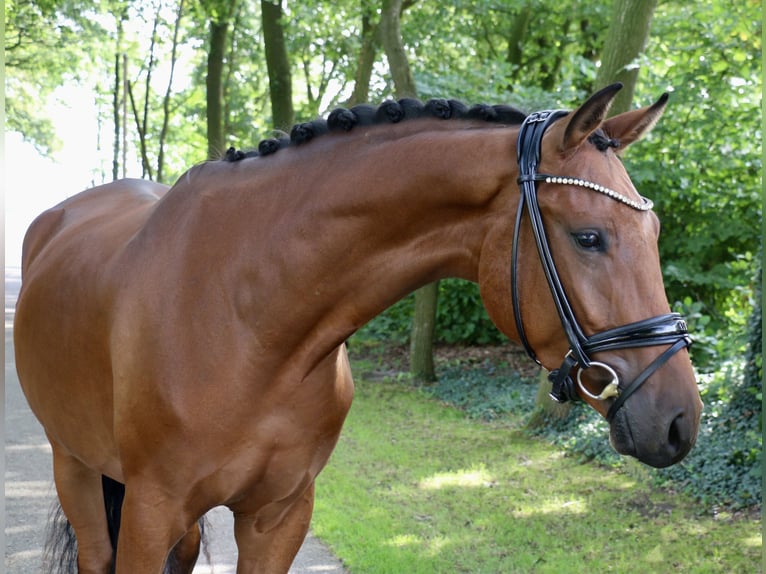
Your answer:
[512,110,692,423]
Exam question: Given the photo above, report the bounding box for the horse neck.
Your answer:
[189,123,520,358]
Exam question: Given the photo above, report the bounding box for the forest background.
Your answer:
[5,0,762,510]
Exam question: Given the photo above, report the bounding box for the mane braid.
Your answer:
[221,97,527,162]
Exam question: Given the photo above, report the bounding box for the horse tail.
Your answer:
[102,475,125,572]
[43,476,209,574]
[43,499,78,574]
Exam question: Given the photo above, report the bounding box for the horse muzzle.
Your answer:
[609,400,699,468]
[573,338,702,468]
[549,318,700,468]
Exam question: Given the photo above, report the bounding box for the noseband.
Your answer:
[512,110,692,423]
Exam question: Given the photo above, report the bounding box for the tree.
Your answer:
[112,11,127,181]
[201,0,239,159]
[380,0,416,97]
[346,1,381,106]
[126,0,163,178]
[5,0,109,156]
[594,0,658,115]
[157,0,185,182]
[262,0,294,130]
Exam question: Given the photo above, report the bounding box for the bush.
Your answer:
[655,364,762,509]
[358,279,506,346]
[422,359,535,421]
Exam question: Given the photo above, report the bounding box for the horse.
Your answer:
[13,83,702,573]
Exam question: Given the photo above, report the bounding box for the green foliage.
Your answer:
[5,0,111,154]
[402,1,609,104]
[626,1,761,371]
[357,294,413,344]
[358,279,506,346]
[655,364,762,509]
[422,359,534,421]
[434,280,506,345]
[286,0,362,117]
[736,258,763,427]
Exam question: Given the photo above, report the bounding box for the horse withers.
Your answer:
[14,83,701,573]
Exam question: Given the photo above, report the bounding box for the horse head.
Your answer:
[480,84,702,468]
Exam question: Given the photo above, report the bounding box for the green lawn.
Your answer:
[311,378,761,574]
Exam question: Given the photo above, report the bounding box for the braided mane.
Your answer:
[222,97,527,162]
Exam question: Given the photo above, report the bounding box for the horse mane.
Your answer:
[222,97,528,162]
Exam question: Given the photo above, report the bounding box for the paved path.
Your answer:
[5,269,347,573]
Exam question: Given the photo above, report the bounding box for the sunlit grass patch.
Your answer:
[312,378,761,573]
[419,466,494,490]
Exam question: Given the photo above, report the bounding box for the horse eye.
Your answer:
[573,231,603,251]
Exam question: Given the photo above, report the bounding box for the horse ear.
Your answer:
[602,92,669,152]
[559,83,623,152]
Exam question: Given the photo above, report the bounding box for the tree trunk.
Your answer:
[122,54,127,178]
[206,18,228,159]
[111,8,128,181]
[538,17,571,91]
[410,282,438,382]
[262,0,294,131]
[142,1,162,170]
[506,4,532,87]
[595,0,658,115]
[346,7,380,106]
[380,0,416,97]
[112,48,121,182]
[158,0,185,183]
[126,80,154,180]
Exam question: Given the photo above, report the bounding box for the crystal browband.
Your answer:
[533,174,654,211]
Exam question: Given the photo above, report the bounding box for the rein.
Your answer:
[512,110,692,423]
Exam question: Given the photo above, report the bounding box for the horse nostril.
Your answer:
[667,412,684,455]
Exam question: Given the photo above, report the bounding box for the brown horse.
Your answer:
[14,84,701,573]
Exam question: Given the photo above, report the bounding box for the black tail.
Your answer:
[43,499,78,574]
[43,475,209,574]
[102,475,126,574]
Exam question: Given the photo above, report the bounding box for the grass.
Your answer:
[311,369,762,573]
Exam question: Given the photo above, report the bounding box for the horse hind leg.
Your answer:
[47,443,114,574]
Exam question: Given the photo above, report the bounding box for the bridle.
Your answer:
[512,110,692,423]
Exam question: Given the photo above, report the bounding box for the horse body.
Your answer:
[14,86,702,573]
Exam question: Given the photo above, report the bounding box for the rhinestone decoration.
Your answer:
[543,176,653,211]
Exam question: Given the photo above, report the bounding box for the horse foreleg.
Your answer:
[50,442,113,574]
[113,481,195,573]
[232,481,315,574]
